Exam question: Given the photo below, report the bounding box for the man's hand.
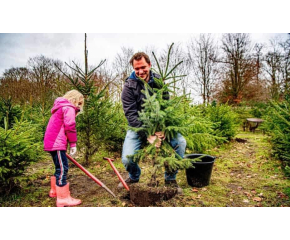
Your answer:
[70,147,77,156]
[147,135,162,148]
[155,131,165,140]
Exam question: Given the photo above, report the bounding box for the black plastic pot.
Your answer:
[184,154,216,188]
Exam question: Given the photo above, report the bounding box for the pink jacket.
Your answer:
[44,97,80,151]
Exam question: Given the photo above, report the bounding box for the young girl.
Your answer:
[44,90,84,207]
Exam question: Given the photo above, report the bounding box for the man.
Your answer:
[119,52,186,193]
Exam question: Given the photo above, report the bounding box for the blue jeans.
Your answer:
[50,150,69,187]
[121,130,186,181]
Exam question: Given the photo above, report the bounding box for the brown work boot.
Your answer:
[165,180,183,195]
[117,177,139,189]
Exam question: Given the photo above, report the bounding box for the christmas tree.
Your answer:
[55,34,110,165]
[129,43,194,186]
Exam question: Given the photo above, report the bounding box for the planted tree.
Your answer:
[182,103,225,152]
[55,33,112,165]
[129,43,193,186]
[203,101,238,141]
[0,118,44,195]
[0,97,22,129]
[263,93,290,174]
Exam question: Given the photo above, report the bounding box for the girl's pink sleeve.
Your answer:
[63,106,77,147]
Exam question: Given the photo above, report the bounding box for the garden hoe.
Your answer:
[66,153,116,198]
[103,157,130,191]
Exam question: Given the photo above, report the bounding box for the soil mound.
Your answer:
[130,183,178,207]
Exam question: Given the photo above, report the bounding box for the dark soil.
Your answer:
[235,138,248,143]
[130,183,178,207]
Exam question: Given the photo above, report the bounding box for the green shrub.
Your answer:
[183,104,225,153]
[203,102,238,140]
[232,104,253,128]
[22,102,51,143]
[77,96,127,156]
[232,102,269,131]
[0,97,22,129]
[249,102,268,118]
[263,95,290,166]
[0,118,44,195]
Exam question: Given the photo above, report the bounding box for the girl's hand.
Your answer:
[70,147,77,156]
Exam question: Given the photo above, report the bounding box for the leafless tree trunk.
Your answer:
[188,34,219,105]
[253,43,264,84]
[279,37,290,93]
[263,38,284,100]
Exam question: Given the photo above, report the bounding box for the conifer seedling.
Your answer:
[129,43,194,186]
[55,33,110,165]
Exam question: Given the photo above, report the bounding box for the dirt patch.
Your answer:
[130,183,178,207]
[67,172,120,206]
[227,183,240,190]
[235,138,248,143]
[69,175,101,197]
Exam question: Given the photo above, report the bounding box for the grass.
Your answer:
[1,130,289,207]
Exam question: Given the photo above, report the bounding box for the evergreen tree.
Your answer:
[129,43,193,186]
[55,34,109,165]
[0,117,44,195]
[264,93,290,170]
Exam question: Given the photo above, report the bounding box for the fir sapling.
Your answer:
[55,33,111,165]
[129,43,194,186]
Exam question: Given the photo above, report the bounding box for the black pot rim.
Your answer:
[184,153,216,164]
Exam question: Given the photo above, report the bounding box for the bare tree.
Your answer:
[188,34,219,104]
[263,37,284,100]
[91,61,117,100]
[112,47,134,101]
[218,33,256,104]
[0,67,32,104]
[237,42,270,103]
[279,36,290,93]
[253,43,265,83]
[1,67,30,82]
[28,55,60,107]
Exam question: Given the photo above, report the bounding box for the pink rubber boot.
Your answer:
[49,176,57,198]
[56,183,82,207]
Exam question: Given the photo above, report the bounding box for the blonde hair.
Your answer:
[63,90,84,111]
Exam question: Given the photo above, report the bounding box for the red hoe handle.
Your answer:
[103,157,130,191]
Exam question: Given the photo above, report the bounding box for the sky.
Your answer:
[0,33,289,76]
